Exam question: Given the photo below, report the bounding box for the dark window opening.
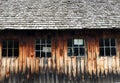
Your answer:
[67,39,85,57]
[99,38,116,56]
[2,40,19,57]
[35,39,52,58]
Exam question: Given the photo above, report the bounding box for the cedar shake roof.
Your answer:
[0,0,120,29]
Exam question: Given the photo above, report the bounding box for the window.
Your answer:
[35,39,52,58]
[67,39,85,56]
[2,40,19,57]
[99,38,116,56]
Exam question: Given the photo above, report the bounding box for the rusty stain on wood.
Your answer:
[0,30,120,83]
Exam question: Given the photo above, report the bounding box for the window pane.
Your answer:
[100,48,104,56]
[2,40,7,48]
[74,48,78,56]
[111,38,115,46]
[47,45,51,47]
[47,39,51,44]
[68,48,72,56]
[105,38,110,46]
[74,39,84,46]
[74,45,78,48]
[14,49,19,57]
[36,39,40,44]
[41,45,45,51]
[2,49,7,57]
[105,48,110,56]
[8,40,13,48]
[36,51,40,57]
[36,45,40,50]
[67,39,72,47]
[99,39,104,47]
[111,48,116,55]
[41,52,45,57]
[8,49,12,57]
[14,41,19,48]
[41,39,45,44]
[80,48,85,55]
[47,52,51,57]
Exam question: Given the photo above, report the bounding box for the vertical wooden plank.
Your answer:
[68,57,71,80]
[35,57,40,74]
[112,56,117,74]
[96,38,100,77]
[116,54,119,74]
[100,57,104,76]
[63,37,68,77]
[1,58,6,80]
[108,57,112,74]
[10,58,15,74]
[51,38,56,72]
[22,39,27,73]
[0,38,2,81]
[71,57,76,78]
[19,38,23,73]
[56,38,60,74]
[59,56,64,73]
[29,38,35,74]
[92,39,97,76]
[31,57,35,73]
[81,57,84,80]
[87,38,93,77]
[104,57,108,76]
[6,58,10,78]
[14,58,19,74]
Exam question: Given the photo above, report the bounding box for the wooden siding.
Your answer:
[0,30,120,83]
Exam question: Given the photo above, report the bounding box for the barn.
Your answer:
[0,0,120,83]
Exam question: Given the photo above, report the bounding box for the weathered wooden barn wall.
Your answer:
[0,30,120,83]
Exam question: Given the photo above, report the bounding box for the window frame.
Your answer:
[2,39,19,57]
[99,38,117,57]
[67,38,86,57]
[35,38,52,58]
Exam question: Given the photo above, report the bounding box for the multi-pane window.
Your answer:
[99,38,116,56]
[67,39,85,56]
[35,39,52,58]
[2,40,19,57]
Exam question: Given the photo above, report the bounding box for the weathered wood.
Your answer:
[0,30,120,82]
